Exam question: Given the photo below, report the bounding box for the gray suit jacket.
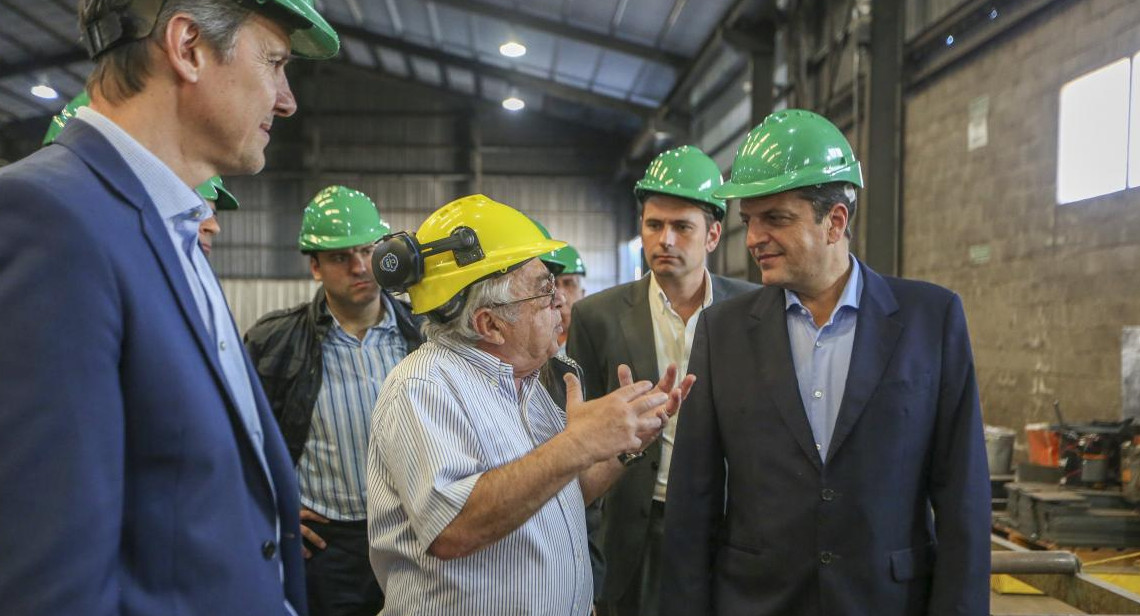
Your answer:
[566,273,759,602]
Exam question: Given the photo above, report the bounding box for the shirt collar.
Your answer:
[648,269,714,316]
[435,337,520,383]
[324,293,400,338]
[785,254,863,315]
[75,107,208,223]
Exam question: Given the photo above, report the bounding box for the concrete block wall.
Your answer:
[903,0,1140,433]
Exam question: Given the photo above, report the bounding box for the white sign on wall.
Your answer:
[1123,326,1140,419]
[968,95,989,151]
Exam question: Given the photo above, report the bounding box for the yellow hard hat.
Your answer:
[372,194,565,317]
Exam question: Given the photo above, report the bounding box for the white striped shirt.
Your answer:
[367,339,592,615]
[300,294,407,521]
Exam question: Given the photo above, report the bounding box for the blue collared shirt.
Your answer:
[299,294,408,521]
[785,256,863,462]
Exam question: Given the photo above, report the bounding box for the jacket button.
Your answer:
[262,540,277,560]
[820,551,834,565]
[821,488,835,501]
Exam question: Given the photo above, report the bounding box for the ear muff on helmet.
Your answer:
[372,226,484,294]
[81,0,166,59]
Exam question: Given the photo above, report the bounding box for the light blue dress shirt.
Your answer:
[299,294,407,521]
[785,256,863,462]
[75,109,294,614]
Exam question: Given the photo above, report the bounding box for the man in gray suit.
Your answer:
[566,146,759,616]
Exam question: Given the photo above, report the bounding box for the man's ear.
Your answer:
[705,219,723,253]
[826,203,850,244]
[309,255,322,282]
[162,13,208,85]
[472,308,506,346]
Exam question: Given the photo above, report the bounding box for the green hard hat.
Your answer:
[529,218,587,276]
[634,145,726,219]
[79,0,338,60]
[714,109,863,201]
[43,91,90,146]
[545,244,586,276]
[299,185,389,251]
[196,176,240,211]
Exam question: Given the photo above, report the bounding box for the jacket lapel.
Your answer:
[58,121,266,474]
[750,287,823,470]
[826,262,903,462]
[709,274,733,304]
[619,276,660,383]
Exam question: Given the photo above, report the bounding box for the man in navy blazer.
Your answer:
[660,110,991,616]
[0,1,339,614]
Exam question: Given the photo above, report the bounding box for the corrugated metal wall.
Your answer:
[201,59,648,325]
[220,278,320,336]
[480,176,629,294]
[212,173,629,299]
[685,45,756,281]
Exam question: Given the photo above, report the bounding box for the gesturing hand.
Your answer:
[619,363,696,450]
[563,368,667,463]
[563,363,696,463]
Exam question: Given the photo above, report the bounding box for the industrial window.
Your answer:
[1056,58,1131,204]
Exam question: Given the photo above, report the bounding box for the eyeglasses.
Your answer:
[491,274,558,309]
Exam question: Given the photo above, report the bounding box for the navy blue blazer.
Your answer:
[0,121,306,615]
[660,261,990,616]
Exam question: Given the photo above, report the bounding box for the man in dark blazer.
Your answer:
[0,2,339,615]
[567,146,758,616]
[660,110,990,616]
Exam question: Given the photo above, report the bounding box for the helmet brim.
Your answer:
[413,239,566,314]
[276,0,340,59]
[634,185,726,217]
[300,229,388,252]
[714,163,863,200]
[713,174,803,200]
[214,184,240,211]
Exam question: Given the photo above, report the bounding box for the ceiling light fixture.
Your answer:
[31,84,59,100]
[502,96,525,111]
[499,41,527,58]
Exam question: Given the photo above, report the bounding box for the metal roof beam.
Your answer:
[621,0,773,166]
[329,21,656,119]
[0,50,89,80]
[426,0,687,69]
[321,61,631,140]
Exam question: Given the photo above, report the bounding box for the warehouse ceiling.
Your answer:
[0,0,743,134]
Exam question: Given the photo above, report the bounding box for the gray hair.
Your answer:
[422,274,522,345]
[82,0,252,103]
[796,182,858,238]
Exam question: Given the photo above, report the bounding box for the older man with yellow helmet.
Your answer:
[365,194,694,615]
